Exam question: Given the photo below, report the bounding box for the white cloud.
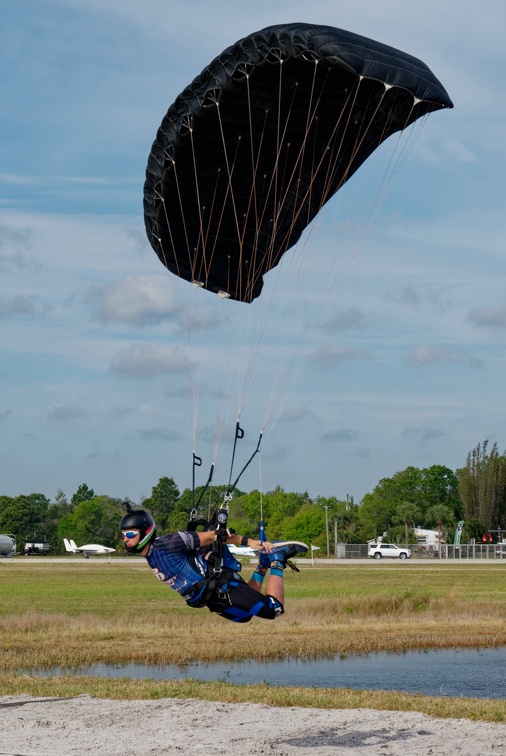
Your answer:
[277,407,315,424]
[313,345,373,366]
[410,345,484,369]
[109,343,188,378]
[0,221,32,272]
[402,426,446,442]
[468,303,506,329]
[129,427,182,443]
[384,286,452,313]
[321,428,359,442]
[443,139,479,164]
[89,274,180,326]
[0,295,50,320]
[48,405,87,420]
[264,443,291,462]
[99,407,134,421]
[0,220,31,249]
[324,307,368,331]
[385,286,421,307]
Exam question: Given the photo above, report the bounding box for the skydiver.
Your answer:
[119,508,308,622]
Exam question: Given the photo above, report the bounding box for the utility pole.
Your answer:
[321,504,330,557]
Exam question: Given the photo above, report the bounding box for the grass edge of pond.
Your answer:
[2,675,505,724]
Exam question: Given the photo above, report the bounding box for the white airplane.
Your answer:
[63,538,115,558]
[227,544,259,558]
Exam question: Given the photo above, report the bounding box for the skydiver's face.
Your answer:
[122,530,140,548]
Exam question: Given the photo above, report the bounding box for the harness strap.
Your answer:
[210,505,230,578]
[184,503,233,604]
[184,567,238,608]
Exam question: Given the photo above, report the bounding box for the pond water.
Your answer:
[34,647,506,699]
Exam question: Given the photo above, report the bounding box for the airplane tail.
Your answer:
[63,538,76,553]
[70,539,78,550]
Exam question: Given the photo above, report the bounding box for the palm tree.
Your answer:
[393,501,421,547]
[426,504,454,558]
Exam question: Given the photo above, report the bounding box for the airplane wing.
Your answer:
[228,544,258,557]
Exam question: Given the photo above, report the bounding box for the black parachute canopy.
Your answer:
[144,23,452,303]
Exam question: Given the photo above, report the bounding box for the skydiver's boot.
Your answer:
[267,541,308,575]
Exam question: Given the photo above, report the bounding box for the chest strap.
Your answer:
[184,566,240,608]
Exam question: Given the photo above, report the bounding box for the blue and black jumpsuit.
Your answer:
[145,531,283,623]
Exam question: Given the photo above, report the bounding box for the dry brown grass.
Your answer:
[2,594,506,670]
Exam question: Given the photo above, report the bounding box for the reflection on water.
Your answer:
[31,647,506,699]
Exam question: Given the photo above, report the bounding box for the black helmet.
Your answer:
[119,508,156,554]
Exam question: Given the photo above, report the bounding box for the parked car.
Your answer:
[368,543,412,560]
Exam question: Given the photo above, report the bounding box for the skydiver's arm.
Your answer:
[196,530,273,552]
[154,532,200,553]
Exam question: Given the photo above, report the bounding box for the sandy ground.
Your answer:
[1,695,505,755]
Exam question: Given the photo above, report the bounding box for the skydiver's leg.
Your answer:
[247,547,272,592]
[247,552,289,605]
[262,542,308,608]
[264,560,284,606]
[208,579,283,622]
[247,564,268,592]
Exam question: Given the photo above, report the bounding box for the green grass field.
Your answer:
[1,558,505,721]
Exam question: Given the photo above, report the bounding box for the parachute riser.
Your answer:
[192,452,202,510]
[210,502,230,580]
[227,420,244,491]
[227,426,263,495]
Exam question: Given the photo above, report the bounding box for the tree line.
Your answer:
[1,440,506,554]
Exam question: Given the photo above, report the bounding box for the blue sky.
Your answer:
[1,0,505,506]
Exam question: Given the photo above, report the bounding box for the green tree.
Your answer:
[56,495,119,549]
[175,484,245,533]
[357,468,423,541]
[0,493,51,547]
[330,499,360,544]
[0,495,13,519]
[419,465,460,518]
[357,464,461,542]
[462,518,484,543]
[53,489,69,510]
[393,501,421,546]
[261,487,311,539]
[142,477,181,531]
[458,440,506,532]
[228,490,264,537]
[44,489,72,550]
[425,503,454,553]
[357,490,396,541]
[71,483,95,507]
[425,503,454,532]
[282,503,325,546]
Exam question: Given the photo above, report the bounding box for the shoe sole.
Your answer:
[269,541,308,558]
[269,541,308,548]
[258,541,309,566]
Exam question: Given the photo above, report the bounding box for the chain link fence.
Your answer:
[333,543,506,559]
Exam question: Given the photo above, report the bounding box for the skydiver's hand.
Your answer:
[256,540,274,553]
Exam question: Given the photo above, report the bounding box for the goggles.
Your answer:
[122,530,140,539]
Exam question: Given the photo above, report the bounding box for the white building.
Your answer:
[413,527,445,545]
